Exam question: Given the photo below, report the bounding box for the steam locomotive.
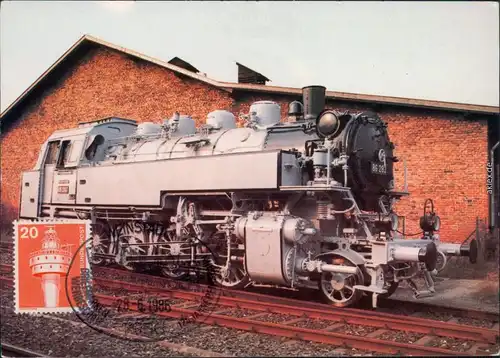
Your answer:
[19,85,477,307]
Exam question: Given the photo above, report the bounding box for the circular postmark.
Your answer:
[64,224,223,342]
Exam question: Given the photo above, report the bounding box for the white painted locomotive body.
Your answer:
[19,87,476,308]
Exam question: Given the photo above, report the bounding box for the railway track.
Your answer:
[1,260,498,324]
[0,264,14,288]
[92,274,499,356]
[93,276,498,341]
[93,265,500,323]
[0,342,45,357]
[1,260,498,356]
[0,241,13,253]
[1,263,13,273]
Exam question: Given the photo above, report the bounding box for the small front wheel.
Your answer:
[318,255,364,308]
[366,281,400,300]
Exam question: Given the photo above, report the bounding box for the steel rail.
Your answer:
[93,276,498,344]
[0,242,14,252]
[1,263,13,273]
[94,293,470,356]
[0,276,14,286]
[1,342,45,357]
[0,264,14,288]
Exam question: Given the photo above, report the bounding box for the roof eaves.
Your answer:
[220,82,500,115]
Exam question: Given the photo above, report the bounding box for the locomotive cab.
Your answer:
[19,117,137,218]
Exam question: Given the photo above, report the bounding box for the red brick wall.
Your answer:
[0,48,233,221]
[234,93,489,243]
[1,49,489,244]
[381,111,488,244]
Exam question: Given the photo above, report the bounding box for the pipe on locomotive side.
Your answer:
[391,246,424,261]
[42,209,79,218]
[320,264,359,275]
[490,141,499,230]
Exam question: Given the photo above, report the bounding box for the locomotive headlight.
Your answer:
[316,110,341,138]
[420,214,441,232]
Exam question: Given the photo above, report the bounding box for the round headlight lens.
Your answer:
[316,110,340,138]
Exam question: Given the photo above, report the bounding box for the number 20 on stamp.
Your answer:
[14,220,91,314]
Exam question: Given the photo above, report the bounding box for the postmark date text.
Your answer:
[114,296,172,314]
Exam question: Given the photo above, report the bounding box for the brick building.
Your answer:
[1,35,499,243]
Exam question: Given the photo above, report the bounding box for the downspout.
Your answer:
[490,141,500,230]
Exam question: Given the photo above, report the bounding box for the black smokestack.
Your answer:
[302,85,326,121]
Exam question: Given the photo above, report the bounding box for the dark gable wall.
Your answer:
[233,92,489,243]
[0,48,489,244]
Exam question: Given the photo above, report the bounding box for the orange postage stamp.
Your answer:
[14,219,92,314]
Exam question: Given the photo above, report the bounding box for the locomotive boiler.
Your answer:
[19,85,478,307]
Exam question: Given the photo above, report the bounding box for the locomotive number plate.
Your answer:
[57,185,69,194]
[371,163,387,175]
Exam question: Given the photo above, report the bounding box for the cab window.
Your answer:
[67,139,84,166]
[56,140,72,169]
[85,135,105,161]
[46,141,60,165]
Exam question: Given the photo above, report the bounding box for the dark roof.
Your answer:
[167,57,199,73]
[219,82,500,115]
[236,62,270,85]
[1,34,498,132]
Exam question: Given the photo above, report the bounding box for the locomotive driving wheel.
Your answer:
[157,227,191,279]
[213,234,250,289]
[215,263,249,289]
[90,221,111,266]
[119,234,147,271]
[318,255,364,307]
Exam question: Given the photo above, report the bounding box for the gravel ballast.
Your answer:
[0,306,193,357]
